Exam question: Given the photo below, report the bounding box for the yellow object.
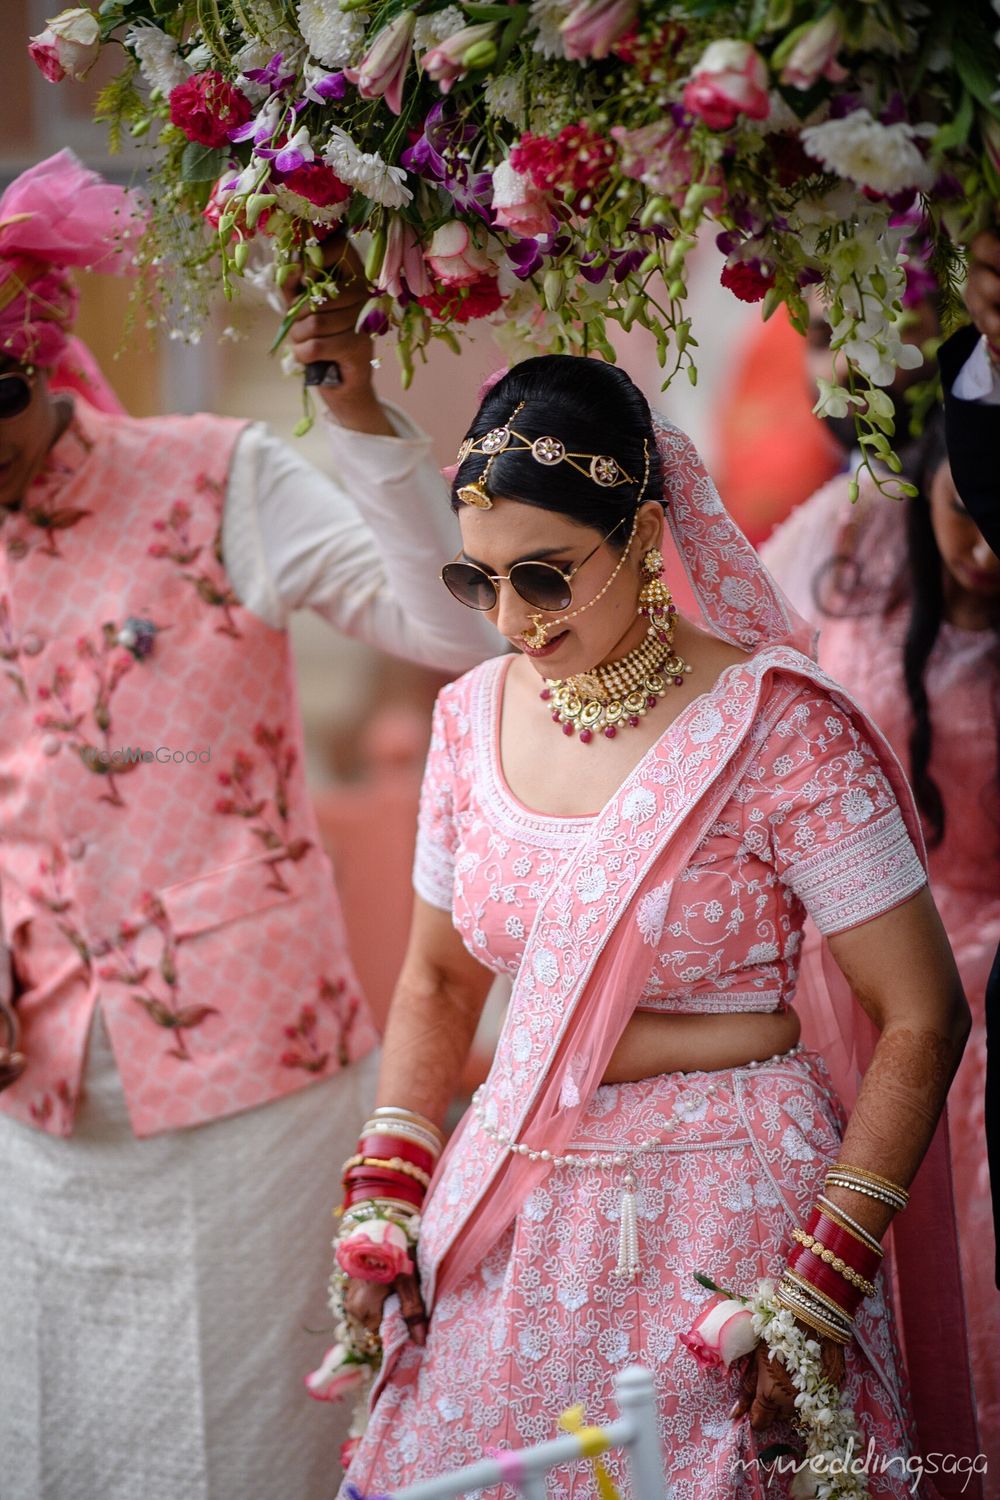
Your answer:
[558,1405,619,1500]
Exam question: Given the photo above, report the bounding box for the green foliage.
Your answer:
[93,58,144,153]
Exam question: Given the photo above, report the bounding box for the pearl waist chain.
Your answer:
[470,1043,805,1279]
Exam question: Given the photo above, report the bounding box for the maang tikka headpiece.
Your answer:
[455,401,642,510]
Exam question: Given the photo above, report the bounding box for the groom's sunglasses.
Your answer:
[0,372,33,419]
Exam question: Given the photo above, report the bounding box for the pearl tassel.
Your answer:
[614,1173,640,1280]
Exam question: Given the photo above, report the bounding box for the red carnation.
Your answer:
[720,260,774,304]
[277,163,351,209]
[510,124,616,202]
[169,71,252,149]
[418,274,503,323]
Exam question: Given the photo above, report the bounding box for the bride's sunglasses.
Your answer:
[440,517,626,613]
[0,371,33,420]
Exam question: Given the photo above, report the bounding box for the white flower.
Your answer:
[297,0,368,67]
[505,915,525,940]
[840,787,874,825]
[125,23,191,93]
[186,43,213,70]
[321,127,411,206]
[800,108,934,195]
[528,0,571,58]
[414,6,465,52]
[484,70,527,126]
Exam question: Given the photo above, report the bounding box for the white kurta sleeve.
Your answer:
[222,410,500,673]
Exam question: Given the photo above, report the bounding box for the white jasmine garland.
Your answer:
[296,0,368,68]
[124,23,191,94]
[747,1281,872,1499]
[800,108,935,195]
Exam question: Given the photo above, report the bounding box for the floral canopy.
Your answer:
[28,0,1000,471]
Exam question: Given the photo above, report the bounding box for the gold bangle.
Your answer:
[776,1278,853,1340]
[342,1154,432,1188]
[825,1175,907,1212]
[792,1229,877,1297]
[828,1164,908,1202]
[773,1287,851,1345]
[781,1268,854,1323]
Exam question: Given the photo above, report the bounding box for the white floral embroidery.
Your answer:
[841,786,875,825]
[622,786,657,823]
[575,866,608,903]
[636,883,672,944]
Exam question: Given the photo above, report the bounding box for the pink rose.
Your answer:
[680,1294,758,1370]
[335,1218,413,1284]
[345,12,415,116]
[424,221,495,287]
[682,41,770,131]
[420,22,498,94]
[28,8,101,82]
[304,1342,368,1402]
[561,0,638,61]
[491,160,554,239]
[777,15,847,91]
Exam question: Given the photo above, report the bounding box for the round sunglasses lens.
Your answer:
[441,563,497,610]
[0,375,30,419]
[510,564,572,612]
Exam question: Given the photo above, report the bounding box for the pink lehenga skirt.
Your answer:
[342,1050,917,1500]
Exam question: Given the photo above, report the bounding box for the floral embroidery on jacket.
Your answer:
[214,723,313,893]
[147,475,243,638]
[279,977,363,1075]
[120,894,219,1063]
[0,594,26,699]
[33,625,147,807]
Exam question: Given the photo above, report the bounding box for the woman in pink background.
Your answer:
[764,411,1000,1473]
[333,358,978,1498]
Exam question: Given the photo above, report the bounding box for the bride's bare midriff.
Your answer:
[601,1007,801,1084]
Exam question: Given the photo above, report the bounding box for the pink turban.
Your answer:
[0,150,145,370]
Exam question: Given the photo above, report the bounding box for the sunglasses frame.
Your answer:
[440,517,628,613]
[0,370,33,421]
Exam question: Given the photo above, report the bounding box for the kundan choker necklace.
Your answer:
[540,566,692,742]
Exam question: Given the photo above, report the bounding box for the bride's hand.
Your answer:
[343,1269,429,1349]
[731,1336,846,1431]
[0,997,25,1093]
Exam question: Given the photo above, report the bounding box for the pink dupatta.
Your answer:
[413,420,979,1493]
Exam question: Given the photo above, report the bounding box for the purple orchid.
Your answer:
[303,71,348,105]
[243,52,297,93]
[401,103,493,222]
[507,239,544,279]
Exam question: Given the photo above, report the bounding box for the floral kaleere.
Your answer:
[40,3,1000,468]
[686,1277,874,1500]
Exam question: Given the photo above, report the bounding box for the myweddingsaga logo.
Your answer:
[79,746,212,766]
[733,1438,987,1495]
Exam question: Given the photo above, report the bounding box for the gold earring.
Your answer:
[641,547,663,580]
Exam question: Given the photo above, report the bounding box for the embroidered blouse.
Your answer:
[413,656,927,1015]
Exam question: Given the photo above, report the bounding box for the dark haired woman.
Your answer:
[763,411,1000,1473]
[329,358,977,1497]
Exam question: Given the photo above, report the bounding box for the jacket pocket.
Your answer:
[157,850,307,940]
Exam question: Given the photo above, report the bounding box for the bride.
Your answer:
[326,356,977,1497]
